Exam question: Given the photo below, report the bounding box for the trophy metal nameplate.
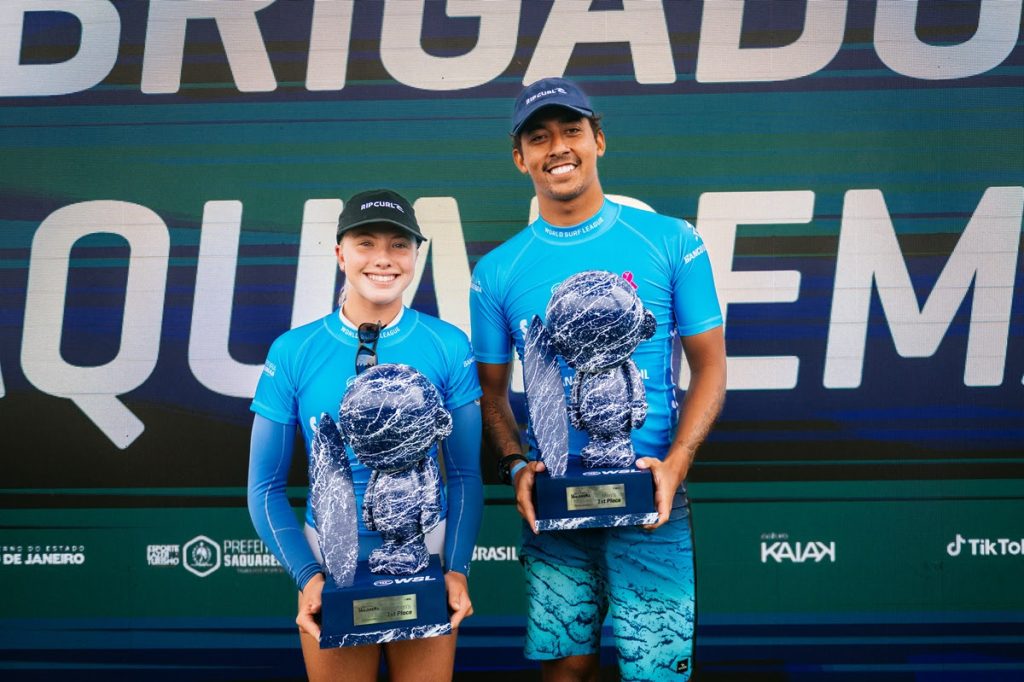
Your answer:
[566,483,626,511]
[352,594,418,626]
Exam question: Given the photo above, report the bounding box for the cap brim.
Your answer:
[511,103,595,136]
[336,218,426,242]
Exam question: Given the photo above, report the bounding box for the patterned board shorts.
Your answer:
[521,507,695,681]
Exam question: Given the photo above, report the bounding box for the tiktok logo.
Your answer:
[947,534,965,556]
[947,533,1024,557]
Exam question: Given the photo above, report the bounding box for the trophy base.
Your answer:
[320,554,451,648]
[532,459,658,532]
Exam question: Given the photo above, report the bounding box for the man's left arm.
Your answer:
[637,325,726,529]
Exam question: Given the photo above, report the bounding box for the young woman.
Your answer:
[248,189,483,681]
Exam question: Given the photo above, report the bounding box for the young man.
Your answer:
[470,78,726,681]
[248,189,483,681]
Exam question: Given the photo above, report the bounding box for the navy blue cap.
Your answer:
[511,77,595,136]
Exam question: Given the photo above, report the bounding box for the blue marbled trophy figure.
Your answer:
[524,271,658,530]
[314,364,453,647]
[338,364,452,575]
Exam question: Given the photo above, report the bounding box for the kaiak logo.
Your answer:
[183,535,221,577]
[761,540,835,563]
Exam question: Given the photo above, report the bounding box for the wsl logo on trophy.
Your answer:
[524,270,659,531]
[309,364,452,648]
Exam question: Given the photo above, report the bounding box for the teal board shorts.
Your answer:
[520,494,695,681]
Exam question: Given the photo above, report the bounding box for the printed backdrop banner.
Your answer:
[1,1,1022,677]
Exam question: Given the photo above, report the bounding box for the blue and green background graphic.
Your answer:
[1,1,1022,678]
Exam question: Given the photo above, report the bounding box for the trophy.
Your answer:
[524,270,659,531]
[310,364,453,647]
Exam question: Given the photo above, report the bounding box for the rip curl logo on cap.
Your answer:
[524,87,567,106]
[361,200,405,213]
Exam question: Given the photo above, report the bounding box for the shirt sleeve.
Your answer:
[440,402,483,575]
[444,332,484,410]
[247,414,322,590]
[470,261,515,364]
[672,219,724,337]
[250,336,299,425]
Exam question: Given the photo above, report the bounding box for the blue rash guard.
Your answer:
[248,307,483,590]
[470,197,723,463]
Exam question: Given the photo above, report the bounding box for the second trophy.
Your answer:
[523,270,660,531]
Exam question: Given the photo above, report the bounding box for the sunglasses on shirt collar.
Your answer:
[355,321,382,375]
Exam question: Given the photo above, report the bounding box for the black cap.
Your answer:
[337,189,426,243]
[511,77,595,136]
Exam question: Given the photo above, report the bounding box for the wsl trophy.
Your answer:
[309,364,452,648]
[524,270,659,531]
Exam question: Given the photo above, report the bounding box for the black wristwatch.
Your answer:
[497,453,530,485]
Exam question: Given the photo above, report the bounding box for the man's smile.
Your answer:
[547,162,577,176]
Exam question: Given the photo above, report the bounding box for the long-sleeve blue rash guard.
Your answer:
[246,308,483,590]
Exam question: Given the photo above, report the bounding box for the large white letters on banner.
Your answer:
[3,0,1021,95]
[405,198,472,334]
[188,200,340,399]
[0,0,119,97]
[306,0,355,91]
[291,200,343,328]
[381,0,520,91]
[188,201,255,398]
[824,187,1023,388]
[696,0,846,83]
[525,0,674,84]
[694,192,808,390]
[22,201,169,449]
[875,0,1022,80]
[142,0,276,94]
